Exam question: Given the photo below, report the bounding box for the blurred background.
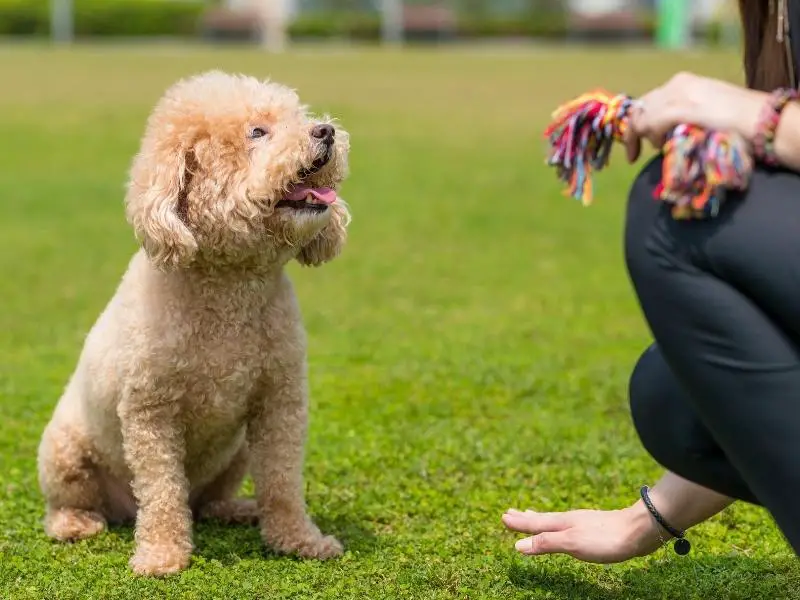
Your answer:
[7,0,740,50]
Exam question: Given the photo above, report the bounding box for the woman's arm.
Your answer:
[503,471,733,564]
[625,72,800,172]
[687,79,800,172]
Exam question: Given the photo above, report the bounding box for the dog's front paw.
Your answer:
[129,542,191,577]
[264,527,343,560]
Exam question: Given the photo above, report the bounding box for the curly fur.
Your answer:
[36,71,351,577]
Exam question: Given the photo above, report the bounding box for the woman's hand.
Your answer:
[624,72,765,163]
[502,503,662,564]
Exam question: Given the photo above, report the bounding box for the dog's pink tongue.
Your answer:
[285,184,337,205]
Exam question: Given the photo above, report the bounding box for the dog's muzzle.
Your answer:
[275,125,337,211]
[295,124,335,180]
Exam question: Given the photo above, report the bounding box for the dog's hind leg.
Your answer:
[194,443,259,526]
[37,417,107,542]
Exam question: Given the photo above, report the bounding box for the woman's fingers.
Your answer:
[624,129,642,164]
[624,103,645,163]
[624,129,668,163]
[514,531,575,556]
[624,103,672,162]
[502,509,571,535]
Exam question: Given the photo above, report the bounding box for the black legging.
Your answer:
[624,155,800,555]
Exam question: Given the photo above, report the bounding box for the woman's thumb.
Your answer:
[624,101,647,164]
[623,127,641,164]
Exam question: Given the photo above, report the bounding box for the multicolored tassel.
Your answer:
[544,90,753,219]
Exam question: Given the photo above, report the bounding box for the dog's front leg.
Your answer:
[248,365,343,560]
[119,399,193,577]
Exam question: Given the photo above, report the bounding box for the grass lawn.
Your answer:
[0,43,797,600]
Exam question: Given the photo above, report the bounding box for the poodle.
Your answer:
[36,70,351,577]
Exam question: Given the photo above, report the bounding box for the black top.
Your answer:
[789,0,800,83]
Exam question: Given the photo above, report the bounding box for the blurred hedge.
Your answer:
[0,3,574,41]
[457,14,569,40]
[287,12,731,44]
[0,0,712,43]
[287,12,577,41]
[287,12,381,41]
[0,0,205,37]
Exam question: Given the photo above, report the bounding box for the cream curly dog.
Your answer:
[36,71,351,577]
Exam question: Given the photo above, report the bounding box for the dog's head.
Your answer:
[125,71,350,270]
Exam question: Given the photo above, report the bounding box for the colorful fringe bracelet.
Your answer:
[544,89,753,219]
[753,87,800,166]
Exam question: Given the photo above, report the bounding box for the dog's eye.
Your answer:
[249,127,268,139]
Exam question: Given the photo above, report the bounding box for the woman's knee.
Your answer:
[628,345,689,470]
[629,345,663,440]
[629,346,759,503]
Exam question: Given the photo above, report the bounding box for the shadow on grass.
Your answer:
[98,511,378,566]
[508,555,800,600]
[190,513,379,565]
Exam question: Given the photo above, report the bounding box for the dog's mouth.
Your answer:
[276,145,336,212]
[276,185,336,212]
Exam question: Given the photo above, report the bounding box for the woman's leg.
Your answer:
[625,157,800,554]
[629,343,758,504]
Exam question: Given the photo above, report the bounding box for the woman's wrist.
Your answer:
[621,497,666,557]
[731,89,771,143]
[686,80,766,142]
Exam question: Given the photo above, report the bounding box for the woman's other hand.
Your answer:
[624,72,764,163]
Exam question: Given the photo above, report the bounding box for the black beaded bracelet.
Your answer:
[640,485,691,556]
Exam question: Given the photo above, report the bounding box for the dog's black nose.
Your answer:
[311,124,335,142]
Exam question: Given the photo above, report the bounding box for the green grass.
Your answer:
[0,43,797,599]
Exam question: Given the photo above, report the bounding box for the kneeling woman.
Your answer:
[504,0,800,561]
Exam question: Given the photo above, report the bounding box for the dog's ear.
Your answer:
[296,200,351,267]
[125,148,198,270]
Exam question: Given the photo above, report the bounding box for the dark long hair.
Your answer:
[738,0,793,90]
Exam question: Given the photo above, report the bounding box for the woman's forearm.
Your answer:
[647,472,734,531]
[625,472,734,548]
